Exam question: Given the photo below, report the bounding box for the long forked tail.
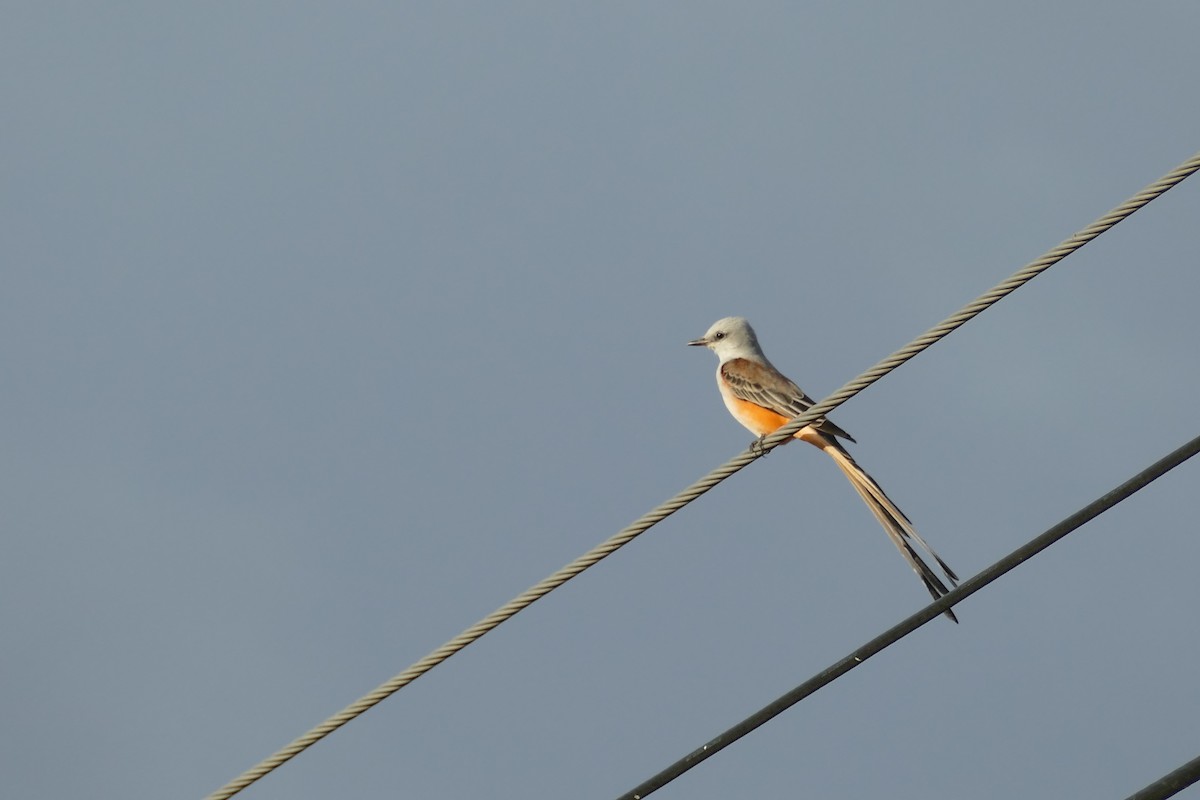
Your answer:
[820,442,960,622]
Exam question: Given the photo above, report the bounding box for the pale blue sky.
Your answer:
[4,3,1200,798]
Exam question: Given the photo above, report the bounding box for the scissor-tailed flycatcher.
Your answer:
[689,316,960,622]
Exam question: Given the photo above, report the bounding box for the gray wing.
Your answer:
[721,359,856,443]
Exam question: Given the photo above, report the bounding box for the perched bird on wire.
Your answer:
[689,316,960,622]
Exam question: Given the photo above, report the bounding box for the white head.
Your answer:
[687,316,767,362]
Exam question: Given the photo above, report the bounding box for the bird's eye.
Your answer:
[714,332,726,340]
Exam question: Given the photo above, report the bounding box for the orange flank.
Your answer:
[724,395,830,448]
[725,395,791,435]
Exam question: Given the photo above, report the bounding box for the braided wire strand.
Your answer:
[759,152,1200,450]
[206,150,1200,800]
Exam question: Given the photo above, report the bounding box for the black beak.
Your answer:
[686,338,707,347]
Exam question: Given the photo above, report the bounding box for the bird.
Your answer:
[688,316,960,622]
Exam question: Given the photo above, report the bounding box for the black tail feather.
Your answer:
[824,444,960,623]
